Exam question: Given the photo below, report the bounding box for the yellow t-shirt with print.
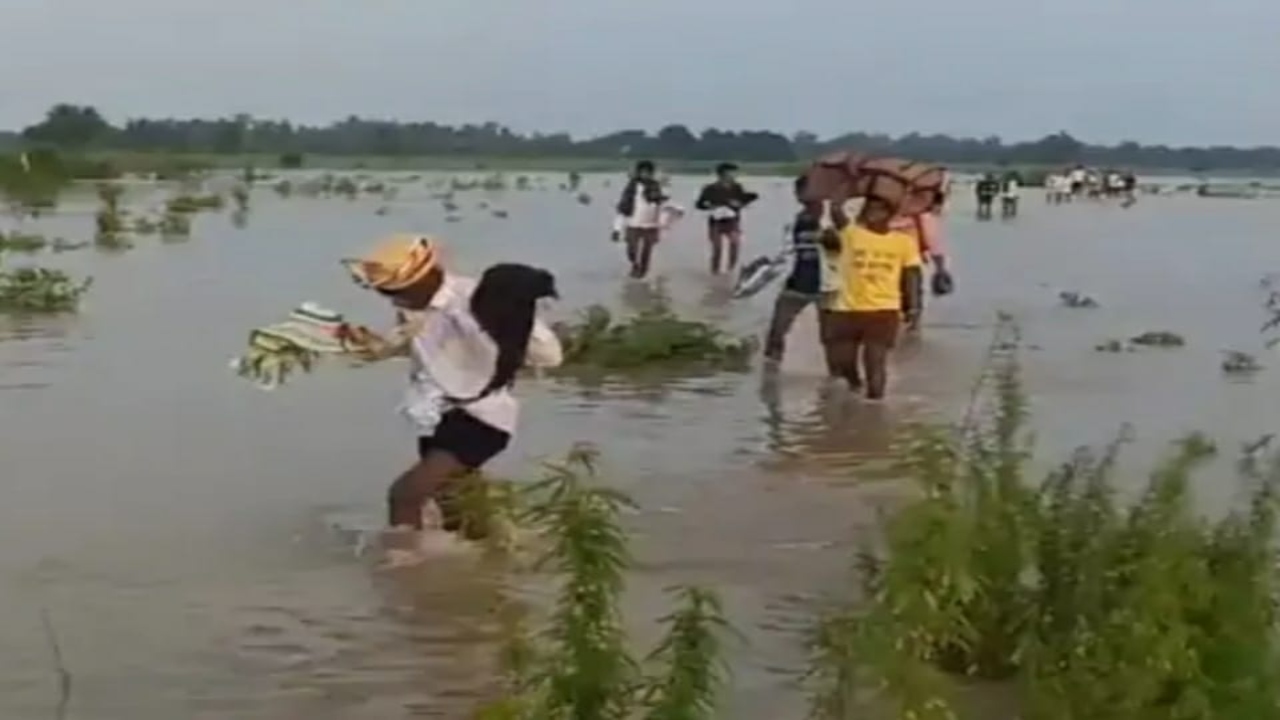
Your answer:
[831,225,922,312]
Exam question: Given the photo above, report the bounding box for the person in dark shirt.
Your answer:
[974,173,1000,220]
[695,162,759,275]
[763,175,833,367]
[1121,170,1138,207]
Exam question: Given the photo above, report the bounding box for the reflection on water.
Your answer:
[757,372,905,476]
[5,177,1280,718]
[0,315,76,391]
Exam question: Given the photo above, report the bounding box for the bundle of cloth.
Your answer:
[230,302,387,389]
[230,234,443,390]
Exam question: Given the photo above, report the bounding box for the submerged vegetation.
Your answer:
[552,298,756,374]
[464,333,1280,720]
[0,263,90,312]
[476,445,732,720]
[804,320,1280,720]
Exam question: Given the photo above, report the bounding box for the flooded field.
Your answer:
[4,173,1280,719]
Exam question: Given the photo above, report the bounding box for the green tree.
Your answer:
[21,104,112,149]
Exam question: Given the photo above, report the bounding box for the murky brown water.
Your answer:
[4,174,1280,719]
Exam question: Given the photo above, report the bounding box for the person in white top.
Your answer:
[611,159,676,279]
[344,236,562,548]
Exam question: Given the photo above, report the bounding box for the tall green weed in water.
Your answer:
[810,315,1280,720]
[477,445,730,720]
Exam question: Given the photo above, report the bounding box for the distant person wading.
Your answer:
[1000,169,1023,219]
[695,162,759,275]
[975,173,1000,220]
[612,160,668,279]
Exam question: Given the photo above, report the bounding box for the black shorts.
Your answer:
[417,408,511,469]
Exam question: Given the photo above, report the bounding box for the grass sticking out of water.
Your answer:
[551,299,756,374]
[0,232,49,253]
[810,315,1280,720]
[0,263,91,313]
[477,445,730,720]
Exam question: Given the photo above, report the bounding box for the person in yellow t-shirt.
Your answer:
[819,197,923,401]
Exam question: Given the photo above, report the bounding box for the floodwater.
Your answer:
[4,173,1280,719]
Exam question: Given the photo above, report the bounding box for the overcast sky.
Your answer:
[4,0,1278,146]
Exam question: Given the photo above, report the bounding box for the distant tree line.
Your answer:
[6,103,1280,172]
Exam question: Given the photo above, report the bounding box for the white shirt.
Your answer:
[624,183,662,229]
[401,274,563,435]
[1069,169,1086,184]
[1002,179,1020,199]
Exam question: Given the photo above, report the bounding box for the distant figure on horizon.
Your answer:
[695,162,759,275]
[1068,164,1087,199]
[975,173,1000,220]
[1121,170,1138,207]
[1045,171,1069,205]
[612,160,668,279]
[1000,170,1023,219]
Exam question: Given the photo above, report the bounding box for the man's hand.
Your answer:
[610,230,621,242]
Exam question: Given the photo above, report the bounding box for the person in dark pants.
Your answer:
[695,162,759,275]
[975,173,1000,220]
[611,160,668,279]
[763,175,835,371]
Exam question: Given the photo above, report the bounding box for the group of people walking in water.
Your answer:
[611,155,953,402]
[343,153,955,564]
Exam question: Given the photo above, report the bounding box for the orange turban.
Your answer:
[342,234,440,291]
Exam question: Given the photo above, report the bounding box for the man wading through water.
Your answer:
[821,197,924,401]
[787,153,943,397]
[343,235,563,566]
[612,160,668,279]
[886,190,953,331]
[975,173,999,220]
[1000,169,1023,219]
[695,162,759,275]
[763,175,837,371]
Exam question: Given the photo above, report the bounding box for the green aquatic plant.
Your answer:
[551,300,756,373]
[639,586,732,720]
[0,153,69,220]
[1129,330,1185,347]
[822,316,1280,720]
[477,445,731,720]
[0,232,49,253]
[0,262,91,312]
[1222,350,1263,374]
[166,193,224,214]
[94,182,127,247]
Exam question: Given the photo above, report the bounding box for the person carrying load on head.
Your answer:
[695,162,760,275]
[887,189,953,332]
[798,153,937,400]
[343,235,563,564]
